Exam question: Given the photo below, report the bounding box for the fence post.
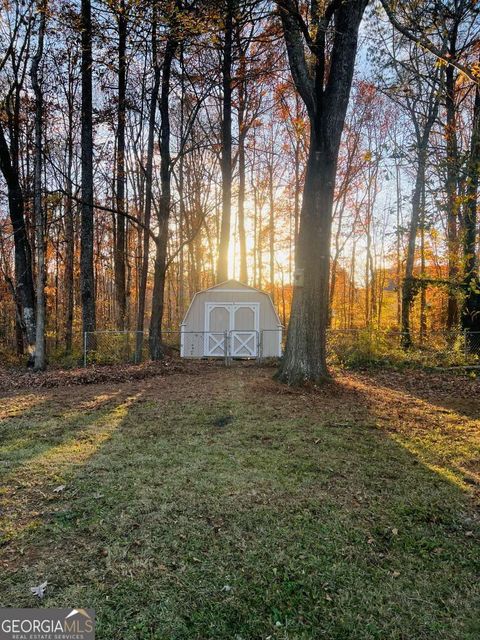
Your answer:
[224,330,230,366]
[83,332,87,367]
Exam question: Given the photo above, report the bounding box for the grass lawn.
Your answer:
[0,363,479,639]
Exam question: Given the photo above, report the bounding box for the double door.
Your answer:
[205,303,259,357]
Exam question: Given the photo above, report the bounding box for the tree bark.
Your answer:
[268,159,275,302]
[31,0,47,370]
[216,0,233,283]
[401,147,428,348]
[114,0,127,329]
[149,35,178,360]
[445,39,460,330]
[237,99,247,284]
[419,183,427,342]
[279,134,336,383]
[277,0,368,384]
[80,0,96,336]
[136,16,160,360]
[401,79,440,347]
[237,33,248,283]
[462,76,480,335]
[64,73,75,354]
[0,124,36,357]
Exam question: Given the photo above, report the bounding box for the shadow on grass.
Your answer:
[354,367,480,420]
[0,367,478,640]
[338,373,480,493]
[0,389,144,544]
[0,390,126,474]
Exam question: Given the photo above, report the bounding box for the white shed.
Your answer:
[180,279,282,358]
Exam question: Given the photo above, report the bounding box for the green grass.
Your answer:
[0,366,479,639]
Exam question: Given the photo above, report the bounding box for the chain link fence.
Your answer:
[326,328,480,368]
[83,328,480,368]
[83,329,280,365]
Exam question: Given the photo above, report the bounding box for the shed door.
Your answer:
[204,304,230,356]
[204,303,259,357]
[231,304,258,357]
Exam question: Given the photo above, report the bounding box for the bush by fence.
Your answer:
[80,327,480,368]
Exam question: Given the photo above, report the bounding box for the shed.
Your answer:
[180,279,282,358]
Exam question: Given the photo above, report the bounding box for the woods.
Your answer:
[1,3,480,635]
[1,0,480,381]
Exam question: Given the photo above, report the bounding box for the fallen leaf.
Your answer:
[30,581,47,598]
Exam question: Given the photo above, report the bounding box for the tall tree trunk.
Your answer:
[31,0,47,370]
[293,95,301,248]
[80,0,96,336]
[64,82,75,354]
[401,86,440,348]
[178,44,186,314]
[237,117,247,284]
[114,0,127,329]
[253,184,258,287]
[329,256,338,327]
[216,0,233,283]
[349,240,356,329]
[329,194,347,327]
[401,146,427,348]
[445,41,459,330]
[149,35,178,360]
[462,76,480,335]
[268,158,275,302]
[279,133,336,383]
[136,17,160,359]
[0,125,36,357]
[419,183,427,342]
[277,0,368,384]
[237,36,247,283]
[395,157,402,327]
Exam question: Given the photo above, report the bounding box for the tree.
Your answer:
[462,73,480,336]
[80,0,96,337]
[149,9,180,360]
[380,0,480,336]
[380,36,442,345]
[114,0,128,329]
[31,0,47,370]
[216,0,234,283]
[136,7,161,359]
[236,23,248,283]
[0,5,37,359]
[276,0,369,384]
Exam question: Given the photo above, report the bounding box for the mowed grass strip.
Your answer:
[0,367,479,640]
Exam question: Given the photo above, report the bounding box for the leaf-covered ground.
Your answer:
[0,357,189,391]
[0,363,479,639]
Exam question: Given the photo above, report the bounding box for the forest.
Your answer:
[1,2,480,636]
[1,0,480,383]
